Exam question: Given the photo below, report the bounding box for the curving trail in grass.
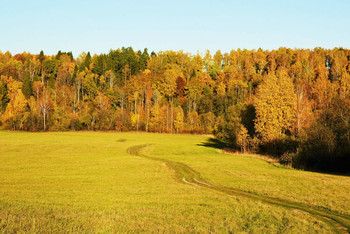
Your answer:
[127,144,350,233]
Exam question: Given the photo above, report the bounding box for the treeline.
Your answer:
[0,47,349,172]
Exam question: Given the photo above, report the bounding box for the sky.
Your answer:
[0,0,349,57]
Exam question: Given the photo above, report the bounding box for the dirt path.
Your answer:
[127,144,350,233]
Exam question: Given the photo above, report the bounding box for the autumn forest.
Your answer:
[0,47,349,172]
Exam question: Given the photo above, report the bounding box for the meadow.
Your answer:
[0,131,349,233]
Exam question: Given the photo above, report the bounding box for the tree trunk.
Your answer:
[146,101,149,132]
[166,103,169,132]
[137,111,139,131]
[43,112,46,131]
[170,98,173,134]
[134,98,137,114]
[121,97,124,112]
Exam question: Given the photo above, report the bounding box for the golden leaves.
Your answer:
[254,71,296,142]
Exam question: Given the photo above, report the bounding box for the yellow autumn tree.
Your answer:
[294,81,313,135]
[236,124,250,152]
[174,105,184,133]
[254,69,297,142]
[340,67,350,99]
[149,102,161,132]
[2,89,27,130]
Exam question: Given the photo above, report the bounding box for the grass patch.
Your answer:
[116,138,127,142]
[0,131,348,232]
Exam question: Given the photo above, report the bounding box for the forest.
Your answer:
[0,47,349,172]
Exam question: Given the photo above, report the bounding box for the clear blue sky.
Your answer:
[1,0,349,57]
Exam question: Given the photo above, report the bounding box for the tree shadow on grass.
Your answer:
[197,137,227,150]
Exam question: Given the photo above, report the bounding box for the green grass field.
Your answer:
[0,131,349,233]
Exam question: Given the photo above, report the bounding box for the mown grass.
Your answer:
[0,131,348,232]
[149,135,350,216]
